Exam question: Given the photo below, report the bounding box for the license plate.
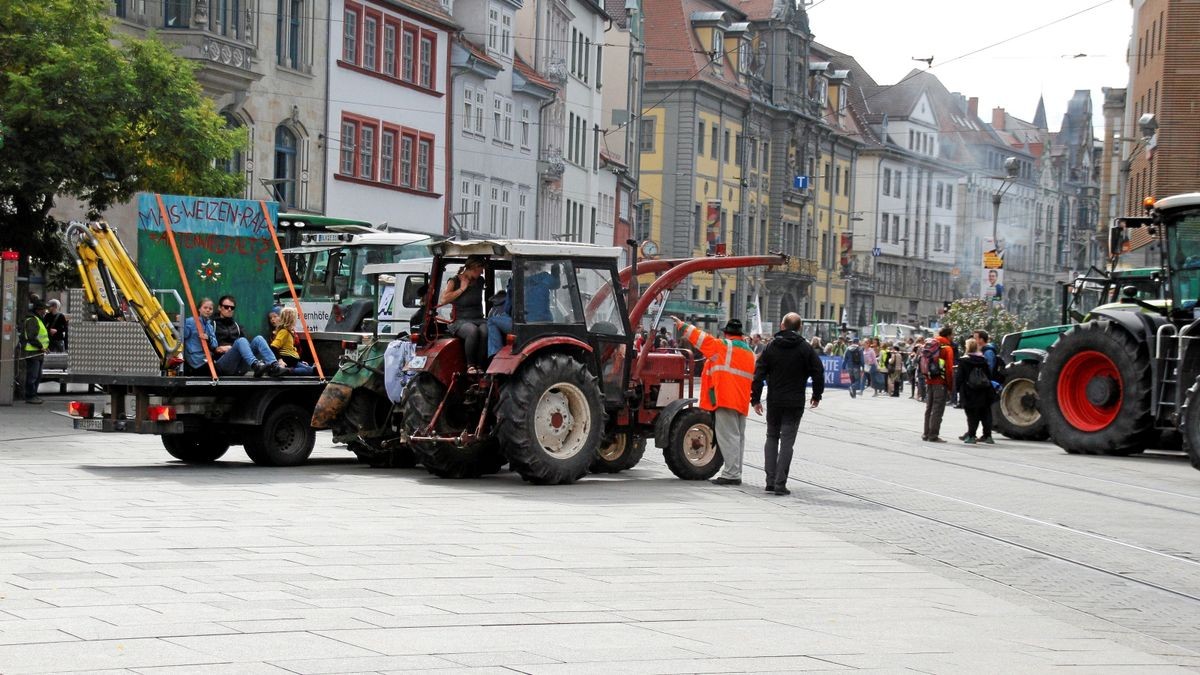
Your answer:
[406,355,427,370]
[76,418,104,431]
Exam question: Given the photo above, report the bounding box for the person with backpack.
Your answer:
[864,339,881,396]
[957,337,996,444]
[841,337,865,398]
[885,342,905,397]
[973,329,1002,376]
[921,326,956,442]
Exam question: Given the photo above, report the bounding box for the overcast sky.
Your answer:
[806,0,1132,131]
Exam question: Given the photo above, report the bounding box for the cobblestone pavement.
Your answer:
[0,389,1199,673]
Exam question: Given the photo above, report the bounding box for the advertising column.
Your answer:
[981,236,1005,304]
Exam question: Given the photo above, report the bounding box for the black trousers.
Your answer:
[764,404,804,489]
[965,404,993,438]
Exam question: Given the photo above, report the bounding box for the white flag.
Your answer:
[749,292,763,336]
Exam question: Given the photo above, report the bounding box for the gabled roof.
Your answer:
[643,0,750,97]
[513,51,557,97]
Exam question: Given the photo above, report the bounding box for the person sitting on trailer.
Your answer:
[269,306,301,367]
[184,298,285,377]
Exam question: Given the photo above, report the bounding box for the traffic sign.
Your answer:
[871,247,881,257]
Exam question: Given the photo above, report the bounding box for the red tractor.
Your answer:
[399,239,785,484]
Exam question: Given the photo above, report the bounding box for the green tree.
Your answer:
[0,0,243,271]
[941,298,1027,343]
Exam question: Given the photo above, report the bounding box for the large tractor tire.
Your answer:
[1038,320,1153,456]
[663,407,723,480]
[498,354,604,485]
[244,403,316,466]
[403,373,503,478]
[993,361,1049,441]
[162,435,229,464]
[1179,377,1200,469]
[589,433,647,474]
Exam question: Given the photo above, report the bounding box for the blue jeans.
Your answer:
[488,314,513,357]
[215,336,276,375]
[847,367,863,394]
[24,353,44,400]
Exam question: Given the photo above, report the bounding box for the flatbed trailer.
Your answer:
[65,372,326,466]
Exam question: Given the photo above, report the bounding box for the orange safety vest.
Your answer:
[682,323,756,414]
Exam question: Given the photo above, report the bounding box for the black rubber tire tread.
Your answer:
[497,354,604,485]
[992,360,1050,441]
[403,373,503,478]
[1179,376,1200,469]
[663,407,723,480]
[162,435,229,464]
[1038,320,1153,456]
[243,403,316,467]
[589,434,647,473]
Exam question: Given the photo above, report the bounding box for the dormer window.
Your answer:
[711,29,723,67]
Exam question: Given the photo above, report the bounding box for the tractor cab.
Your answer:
[416,240,632,394]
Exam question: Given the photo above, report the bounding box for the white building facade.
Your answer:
[327,0,456,233]
[447,0,554,238]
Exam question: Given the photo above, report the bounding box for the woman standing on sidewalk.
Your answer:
[864,339,880,397]
[956,338,996,444]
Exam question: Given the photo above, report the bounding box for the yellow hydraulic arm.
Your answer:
[65,220,183,369]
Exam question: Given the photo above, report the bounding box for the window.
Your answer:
[273,125,298,208]
[697,121,705,156]
[419,34,433,88]
[834,165,841,193]
[463,85,475,136]
[503,100,513,144]
[211,0,240,37]
[892,215,900,244]
[710,125,717,159]
[401,28,415,81]
[936,182,943,207]
[459,177,472,227]
[823,162,831,191]
[363,16,377,71]
[501,12,512,55]
[595,43,602,89]
[489,186,499,232]
[723,129,730,163]
[474,89,485,134]
[218,113,246,179]
[340,121,356,175]
[582,37,590,84]
[517,190,528,238]
[639,118,655,153]
[749,139,757,169]
[493,95,502,139]
[711,29,723,67]
[520,106,531,149]
[883,168,891,196]
[487,7,500,51]
[342,8,358,63]
[399,134,413,187]
[359,125,374,179]
[416,138,431,191]
[164,0,189,27]
[380,130,395,184]
[946,186,953,209]
[382,24,396,76]
[761,142,768,172]
[500,187,510,235]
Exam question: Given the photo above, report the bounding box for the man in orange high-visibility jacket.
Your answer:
[673,316,756,485]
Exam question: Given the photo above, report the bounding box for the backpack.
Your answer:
[967,362,992,391]
[983,344,1004,379]
[919,338,944,379]
[844,345,863,367]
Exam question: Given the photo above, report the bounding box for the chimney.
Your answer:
[967,97,979,118]
[992,107,1006,130]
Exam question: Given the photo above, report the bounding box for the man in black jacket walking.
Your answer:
[750,313,824,495]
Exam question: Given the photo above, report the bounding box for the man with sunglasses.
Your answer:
[213,295,246,354]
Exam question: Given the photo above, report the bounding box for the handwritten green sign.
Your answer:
[136,194,280,339]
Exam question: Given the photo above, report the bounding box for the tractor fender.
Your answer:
[487,336,593,376]
[1085,308,1166,348]
[1010,348,1048,364]
[412,337,466,389]
[654,398,699,449]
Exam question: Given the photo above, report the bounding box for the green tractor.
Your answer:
[993,266,1163,440]
[1034,193,1200,463]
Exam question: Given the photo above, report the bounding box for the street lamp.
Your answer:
[991,157,1020,246]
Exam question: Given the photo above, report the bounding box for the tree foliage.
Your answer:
[0,0,243,267]
[941,298,1027,342]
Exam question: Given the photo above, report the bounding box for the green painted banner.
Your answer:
[136,194,280,339]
